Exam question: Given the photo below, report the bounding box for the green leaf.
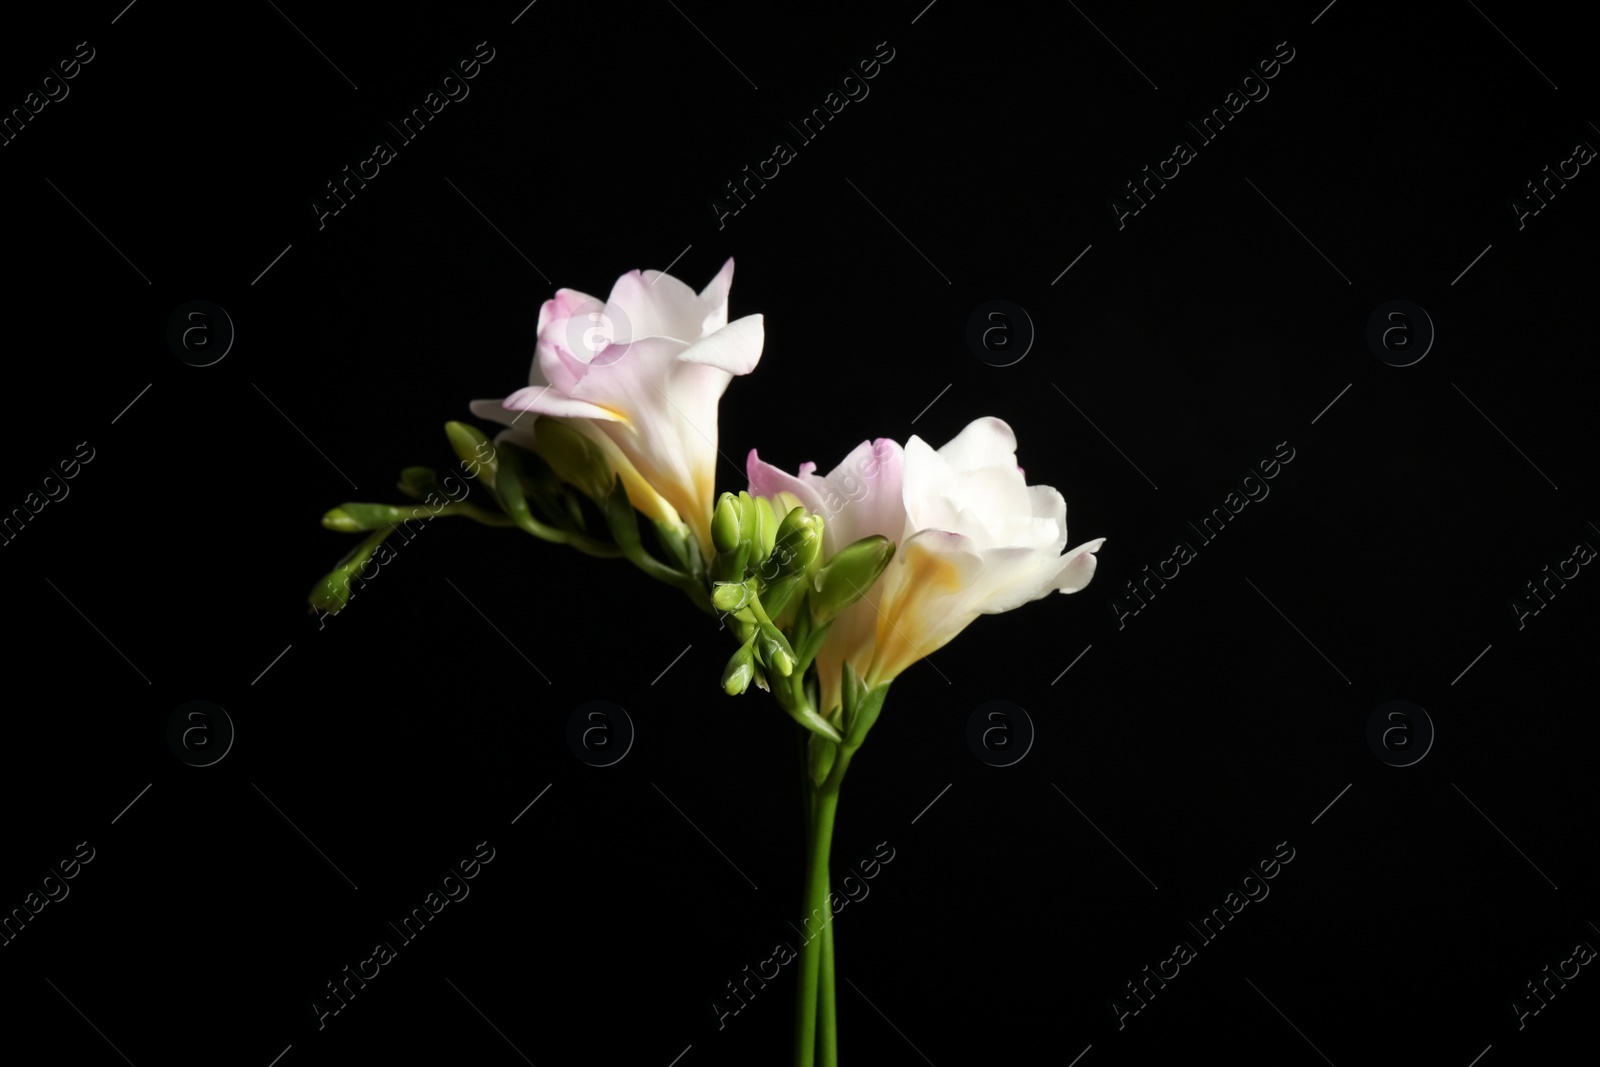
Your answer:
[787,701,842,743]
[840,663,889,751]
[808,728,838,786]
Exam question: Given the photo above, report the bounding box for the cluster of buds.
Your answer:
[309,420,708,614]
[709,490,893,744]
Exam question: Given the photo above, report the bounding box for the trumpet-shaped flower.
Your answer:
[748,417,1103,709]
[471,259,762,560]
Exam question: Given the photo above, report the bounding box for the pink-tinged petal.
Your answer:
[1051,537,1104,594]
[937,416,1019,471]
[604,269,704,342]
[818,438,906,551]
[504,384,627,423]
[535,328,594,392]
[519,351,553,390]
[570,335,696,427]
[469,397,521,429]
[678,314,764,376]
[571,336,716,542]
[536,287,600,337]
[747,449,827,518]
[698,257,736,334]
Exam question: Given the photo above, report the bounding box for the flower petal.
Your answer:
[504,384,627,423]
[866,529,985,685]
[605,268,706,342]
[536,287,600,337]
[469,397,521,430]
[817,438,905,553]
[698,257,736,335]
[678,314,764,376]
[1051,537,1104,594]
[937,416,1019,471]
[748,449,827,517]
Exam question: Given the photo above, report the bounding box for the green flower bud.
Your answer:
[771,520,822,580]
[397,466,439,501]
[321,503,404,532]
[712,493,741,554]
[307,528,389,613]
[321,507,362,533]
[774,505,810,545]
[601,475,641,552]
[534,418,613,502]
[711,580,753,613]
[754,495,778,563]
[812,536,896,622]
[653,519,701,576]
[757,624,795,677]
[759,574,803,621]
[722,636,757,695]
[736,491,760,557]
[444,421,499,485]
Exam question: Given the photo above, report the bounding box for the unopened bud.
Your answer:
[812,536,895,622]
[754,495,778,563]
[722,637,757,695]
[444,421,499,485]
[712,493,741,554]
[712,581,754,613]
[758,625,796,678]
[321,503,403,532]
[534,418,613,501]
[771,520,822,579]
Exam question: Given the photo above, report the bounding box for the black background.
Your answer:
[2,1,1596,1064]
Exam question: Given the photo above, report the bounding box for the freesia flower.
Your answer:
[471,259,762,560]
[749,417,1103,708]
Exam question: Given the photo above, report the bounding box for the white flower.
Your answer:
[749,417,1103,708]
[471,259,762,560]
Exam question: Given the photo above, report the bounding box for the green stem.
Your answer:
[624,545,711,612]
[820,903,837,1067]
[442,501,517,526]
[797,741,858,1067]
